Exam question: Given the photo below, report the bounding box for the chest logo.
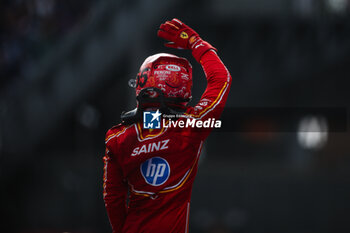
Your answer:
[140,157,170,186]
[131,139,169,156]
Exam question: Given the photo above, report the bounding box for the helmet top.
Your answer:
[135,53,193,102]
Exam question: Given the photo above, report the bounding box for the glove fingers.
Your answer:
[158,18,197,50]
[170,18,183,28]
[172,18,194,34]
[164,21,180,30]
[157,29,174,41]
[159,26,177,39]
[159,22,169,29]
[164,42,178,48]
[160,21,180,33]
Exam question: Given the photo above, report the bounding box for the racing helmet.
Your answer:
[122,53,193,124]
[134,53,192,106]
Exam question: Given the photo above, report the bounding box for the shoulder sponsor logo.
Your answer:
[199,101,208,106]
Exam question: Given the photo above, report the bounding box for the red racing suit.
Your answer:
[103,50,231,233]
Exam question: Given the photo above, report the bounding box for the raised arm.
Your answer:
[158,18,232,138]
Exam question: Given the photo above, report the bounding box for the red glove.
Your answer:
[157,18,216,62]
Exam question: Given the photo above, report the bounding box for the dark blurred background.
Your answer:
[1,0,350,232]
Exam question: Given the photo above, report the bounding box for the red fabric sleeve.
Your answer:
[186,49,232,138]
[103,144,128,233]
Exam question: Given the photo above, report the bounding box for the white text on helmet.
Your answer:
[166,65,181,71]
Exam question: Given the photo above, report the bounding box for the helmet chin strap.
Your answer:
[120,87,189,125]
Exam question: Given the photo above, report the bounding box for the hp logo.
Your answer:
[140,157,170,186]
